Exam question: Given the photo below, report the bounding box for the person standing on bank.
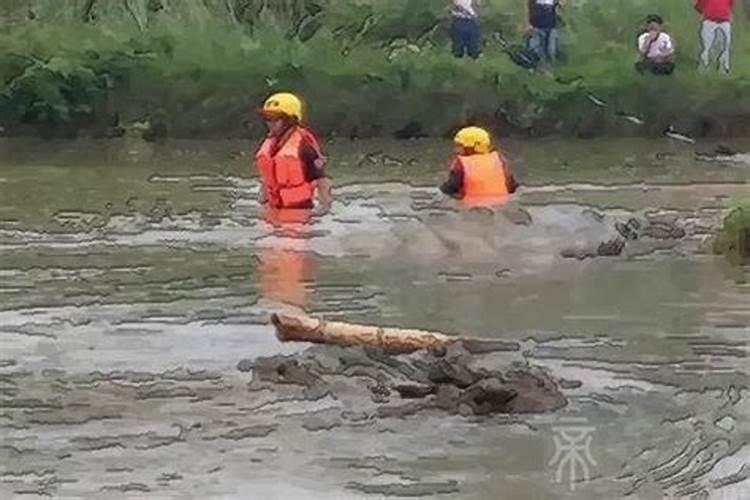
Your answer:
[526,0,562,63]
[694,0,735,73]
[635,15,676,75]
[450,0,482,59]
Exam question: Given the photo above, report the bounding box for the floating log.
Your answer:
[270,313,458,355]
[270,313,519,355]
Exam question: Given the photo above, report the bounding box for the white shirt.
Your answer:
[452,0,478,18]
[638,32,674,60]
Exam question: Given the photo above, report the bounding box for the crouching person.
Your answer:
[635,15,676,75]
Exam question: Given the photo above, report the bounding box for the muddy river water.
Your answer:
[0,136,748,499]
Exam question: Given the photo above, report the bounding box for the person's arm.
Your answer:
[693,0,703,14]
[440,160,464,198]
[300,143,333,212]
[498,151,520,193]
[638,32,658,60]
[661,34,675,62]
[505,169,520,194]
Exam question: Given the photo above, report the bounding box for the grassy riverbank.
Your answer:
[2,0,750,139]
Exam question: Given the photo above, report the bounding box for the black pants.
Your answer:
[451,17,481,59]
[635,60,675,75]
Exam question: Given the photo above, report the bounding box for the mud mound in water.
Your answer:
[237,342,567,418]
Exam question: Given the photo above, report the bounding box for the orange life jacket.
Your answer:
[456,151,510,198]
[255,126,323,209]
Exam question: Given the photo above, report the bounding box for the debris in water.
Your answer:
[665,126,696,144]
[597,237,626,256]
[586,93,607,107]
[495,268,512,278]
[616,112,645,125]
[615,222,636,240]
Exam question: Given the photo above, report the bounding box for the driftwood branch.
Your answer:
[271,313,456,354]
[270,313,520,355]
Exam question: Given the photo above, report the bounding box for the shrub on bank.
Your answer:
[713,203,750,265]
[1,0,750,139]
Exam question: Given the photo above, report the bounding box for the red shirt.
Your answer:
[695,0,734,22]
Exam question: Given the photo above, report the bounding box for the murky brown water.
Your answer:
[0,137,748,499]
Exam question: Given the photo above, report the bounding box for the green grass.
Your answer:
[2,0,750,139]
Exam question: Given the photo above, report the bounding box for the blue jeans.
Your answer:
[451,17,481,59]
[528,27,559,62]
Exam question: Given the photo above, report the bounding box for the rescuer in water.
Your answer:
[440,126,519,206]
[255,92,332,219]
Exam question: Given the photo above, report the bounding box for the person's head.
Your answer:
[454,126,492,156]
[258,92,303,136]
[645,14,664,33]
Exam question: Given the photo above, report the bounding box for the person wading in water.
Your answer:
[255,92,332,225]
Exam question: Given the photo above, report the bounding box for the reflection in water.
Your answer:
[258,206,317,307]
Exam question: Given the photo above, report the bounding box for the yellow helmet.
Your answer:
[259,92,303,121]
[454,126,492,154]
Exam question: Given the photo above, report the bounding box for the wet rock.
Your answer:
[433,384,463,411]
[251,358,321,387]
[427,359,478,388]
[597,237,626,256]
[236,359,253,373]
[502,368,567,413]
[369,382,392,403]
[560,247,596,260]
[242,344,566,418]
[615,221,639,241]
[394,382,435,399]
[458,378,517,415]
